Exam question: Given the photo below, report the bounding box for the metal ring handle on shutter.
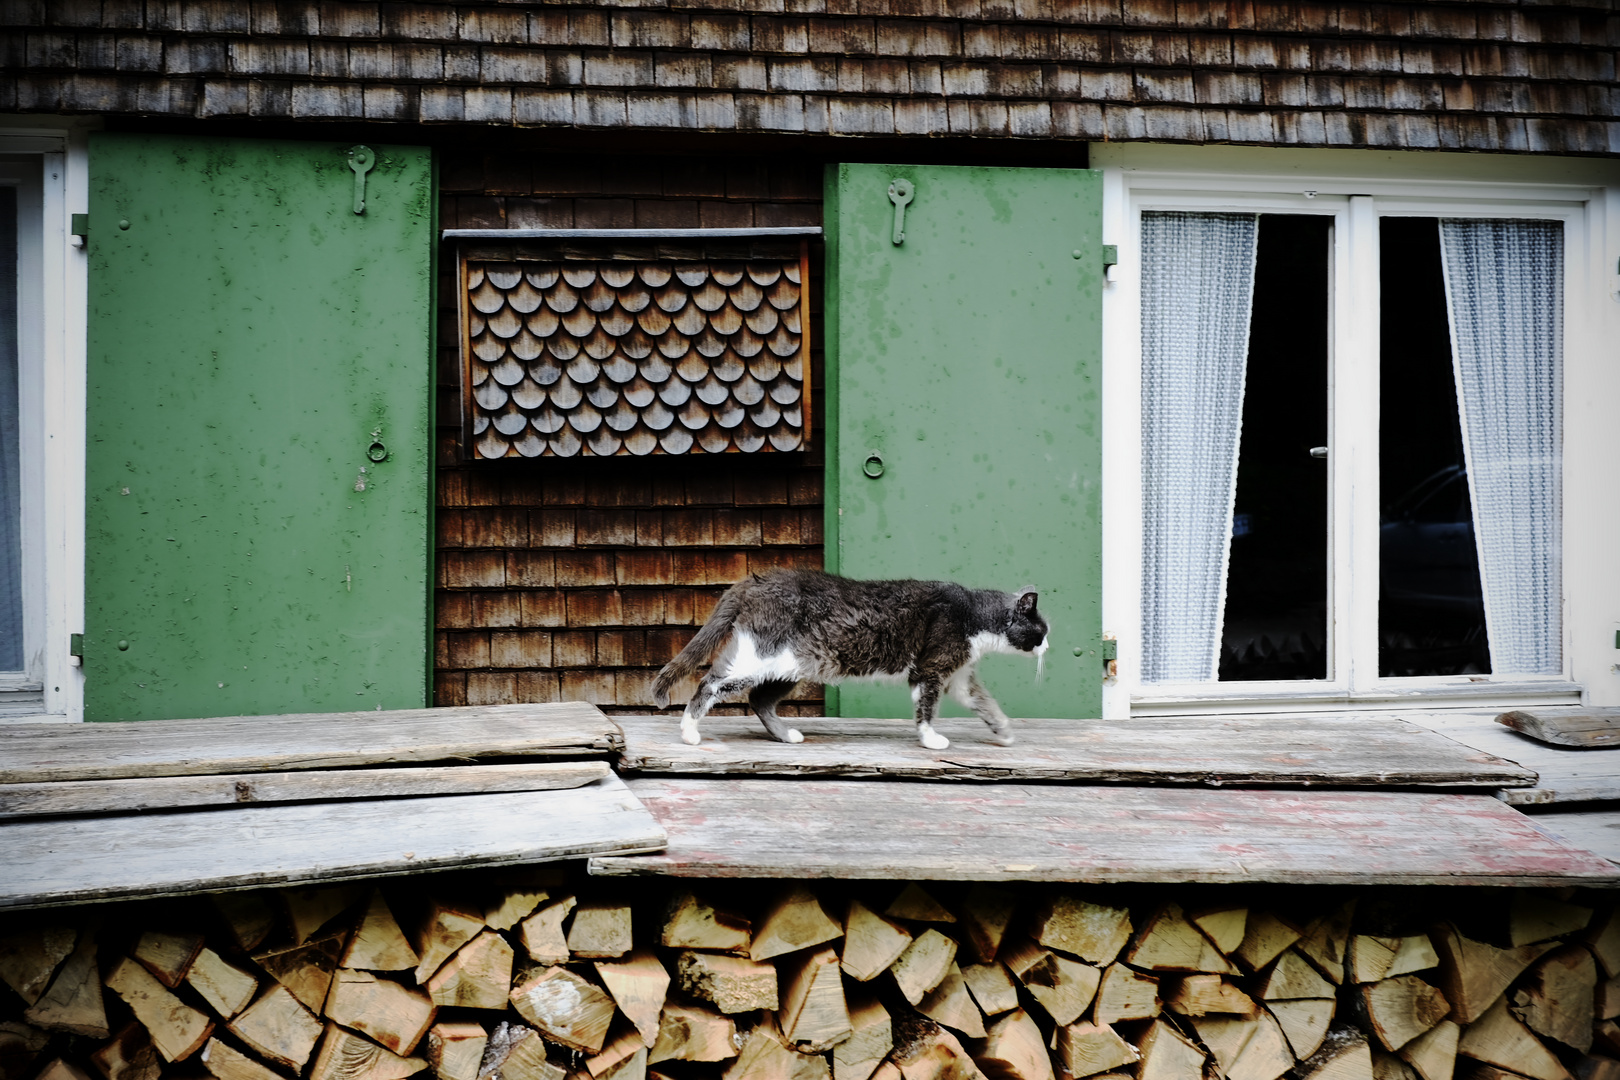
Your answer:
[863,452,885,479]
[367,441,388,463]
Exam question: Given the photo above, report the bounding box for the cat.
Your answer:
[651,569,1050,750]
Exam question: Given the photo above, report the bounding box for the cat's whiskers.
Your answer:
[1033,635,1050,682]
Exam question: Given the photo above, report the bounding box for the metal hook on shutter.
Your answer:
[887,180,914,246]
[863,452,885,479]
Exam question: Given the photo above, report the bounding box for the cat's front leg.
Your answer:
[909,678,950,750]
[952,669,1015,746]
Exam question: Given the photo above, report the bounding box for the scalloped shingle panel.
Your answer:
[464,259,809,459]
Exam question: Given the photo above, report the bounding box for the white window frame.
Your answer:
[1094,145,1620,720]
[0,123,91,721]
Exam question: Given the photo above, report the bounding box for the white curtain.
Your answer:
[1439,219,1563,675]
[1140,212,1260,683]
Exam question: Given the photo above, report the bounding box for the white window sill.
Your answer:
[1131,679,1583,716]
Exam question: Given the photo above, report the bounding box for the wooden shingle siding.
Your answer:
[4,2,1616,154]
[434,154,824,714]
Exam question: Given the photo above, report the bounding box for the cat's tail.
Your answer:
[652,577,754,708]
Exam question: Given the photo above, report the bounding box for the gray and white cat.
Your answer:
[652,569,1050,749]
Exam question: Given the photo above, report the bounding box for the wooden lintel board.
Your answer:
[0,761,611,819]
[0,703,622,783]
[1498,709,1620,749]
[586,778,1620,887]
[1400,711,1620,805]
[611,714,1535,789]
[0,774,665,911]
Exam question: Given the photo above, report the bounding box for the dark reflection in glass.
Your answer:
[1220,215,1331,682]
[1378,218,1489,676]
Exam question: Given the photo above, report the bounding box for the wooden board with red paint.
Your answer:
[588,777,1620,886]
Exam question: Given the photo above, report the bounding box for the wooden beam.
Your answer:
[1497,710,1620,748]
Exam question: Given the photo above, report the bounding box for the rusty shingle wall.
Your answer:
[433,154,825,715]
[3,1,1617,155]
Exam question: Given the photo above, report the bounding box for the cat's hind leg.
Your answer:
[747,679,802,744]
[681,670,749,745]
[950,668,1015,746]
[909,678,950,750]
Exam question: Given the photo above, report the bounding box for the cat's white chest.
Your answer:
[968,630,1018,662]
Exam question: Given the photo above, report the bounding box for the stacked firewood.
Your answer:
[2,873,1619,1080]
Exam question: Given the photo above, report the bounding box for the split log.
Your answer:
[1509,944,1596,1053]
[1227,1008,1295,1080]
[89,1022,161,1080]
[1128,903,1235,974]
[1052,1021,1140,1078]
[428,930,514,1011]
[23,921,109,1038]
[1269,999,1334,1059]
[781,947,853,1051]
[211,893,276,953]
[970,1008,1052,1080]
[1233,913,1303,974]
[344,891,419,972]
[0,1020,50,1080]
[485,869,564,932]
[887,885,956,925]
[596,950,671,1045]
[1352,938,1440,985]
[284,886,364,945]
[35,1060,95,1080]
[309,1024,426,1080]
[518,897,576,966]
[1001,940,1099,1026]
[598,1046,647,1080]
[961,963,1020,1018]
[890,1018,988,1080]
[1191,906,1249,956]
[1361,975,1450,1051]
[567,902,633,959]
[724,1018,830,1080]
[1299,1029,1373,1080]
[228,984,324,1071]
[1256,950,1335,1001]
[323,968,436,1055]
[0,924,76,1005]
[1431,925,1555,1025]
[1371,1048,1419,1080]
[843,901,914,983]
[254,932,347,1013]
[509,967,615,1054]
[1509,894,1592,948]
[412,900,486,985]
[1600,974,1620,1022]
[1031,895,1132,965]
[1138,1019,1206,1080]
[103,956,213,1063]
[662,890,751,954]
[677,951,777,1014]
[752,887,843,962]
[834,993,892,1080]
[959,886,1018,965]
[493,1027,566,1080]
[1094,962,1160,1025]
[1457,996,1573,1080]
[918,963,985,1040]
[1191,1016,1260,1076]
[186,948,258,1019]
[588,1022,646,1078]
[1164,975,1258,1018]
[1586,910,1620,979]
[1297,902,1357,985]
[427,1022,488,1080]
[892,930,959,1006]
[1396,1021,1458,1080]
[1578,1059,1620,1080]
[647,1003,737,1064]
[200,1037,282,1080]
[1598,1022,1620,1058]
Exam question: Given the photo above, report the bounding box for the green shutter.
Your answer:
[84,134,435,721]
[824,162,1104,719]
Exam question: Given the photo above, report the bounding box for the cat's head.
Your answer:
[1007,589,1050,652]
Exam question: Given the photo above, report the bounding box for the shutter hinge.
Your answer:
[1101,244,1119,283]
[1102,635,1117,682]
[70,214,88,249]
[69,632,83,667]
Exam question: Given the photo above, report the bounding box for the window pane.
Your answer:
[1219,215,1331,681]
[0,185,20,672]
[1378,217,1489,677]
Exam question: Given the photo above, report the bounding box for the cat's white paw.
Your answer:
[919,725,950,750]
[989,729,1015,746]
[787,729,803,743]
[680,716,701,745]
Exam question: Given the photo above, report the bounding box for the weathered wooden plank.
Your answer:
[1498,710,1620,749]
[587,778,1619,886]
[1520,809,1620,867]
[1401,711,1620,805]
[0,762,611,819]
[0,703,622,783]
[0,775,664,911]
[612,714,1536,789]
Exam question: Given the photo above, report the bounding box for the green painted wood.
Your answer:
[85,134,434,721]
[826,163,1104,719]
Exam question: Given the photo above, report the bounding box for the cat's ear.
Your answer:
[1016,590,1038,614]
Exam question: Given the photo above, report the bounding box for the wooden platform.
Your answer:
[588,777,1620,886]
[1523,807,1620,865]
[613,713,1537,788]
[0,702,620,783]
[1400,710,1620,805]
[2,774,665,910]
